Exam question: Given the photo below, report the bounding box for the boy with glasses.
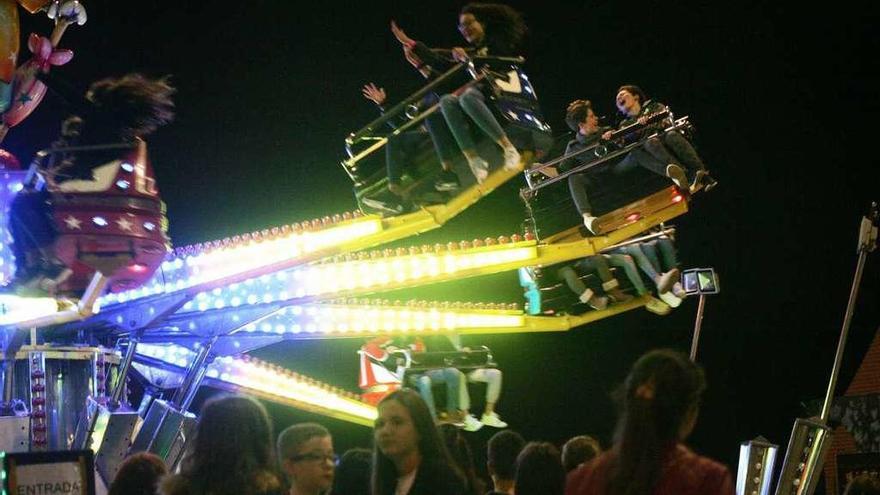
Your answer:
[277,423,336,495]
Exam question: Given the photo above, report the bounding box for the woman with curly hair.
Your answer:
[4,72,174,294]
[160,394,283,495]
[391,3,528,183]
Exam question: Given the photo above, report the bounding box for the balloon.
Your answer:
[2,34,73,128]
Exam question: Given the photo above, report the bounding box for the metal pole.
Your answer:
[170,336,218,409]
[111,335,140,407]
[820,202,877,422]
[690,294,706,361]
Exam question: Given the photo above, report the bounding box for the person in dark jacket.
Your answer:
[485,430,525,495]
[371,389,466,495]
[391,4,526,183]
[561,436,601,473]
[514,442,565,495]
[611,85,716,193]
[563,99,677,234]
[331,448,372,495]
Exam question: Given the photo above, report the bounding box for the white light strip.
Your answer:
[100,217,383,306]
[174,244,536,311]
[136,343,376,421]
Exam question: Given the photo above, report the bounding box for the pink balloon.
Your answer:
[2,34,73,128]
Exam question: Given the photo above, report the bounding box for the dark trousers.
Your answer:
[423,93,463,167]
[568,147,665,215]
[8,189,56,276]
[386,131,427,184]
[636,132,705,180]
[641,238,679,271]
[568,173,594,215]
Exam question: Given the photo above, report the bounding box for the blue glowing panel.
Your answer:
[0,172,27,286]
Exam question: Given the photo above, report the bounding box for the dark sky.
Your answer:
[9,0,880,480]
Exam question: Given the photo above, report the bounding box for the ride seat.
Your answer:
[48,140,170,293]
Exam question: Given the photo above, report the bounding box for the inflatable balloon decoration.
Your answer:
[0,0,86,144]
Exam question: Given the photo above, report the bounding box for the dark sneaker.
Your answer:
[608,289,634,304]
[434,171,461,192]
[362,197,405,215]
[703,173,718,192]
[689,169,719,193]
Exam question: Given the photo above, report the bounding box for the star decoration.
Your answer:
[63,215,81,230]
[116,217,134,232]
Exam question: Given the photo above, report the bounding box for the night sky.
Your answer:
[9,0,880,484]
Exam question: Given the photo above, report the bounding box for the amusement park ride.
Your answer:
[0,2,874,494]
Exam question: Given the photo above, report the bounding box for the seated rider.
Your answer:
[557,254,633,311]
[609,234,687,310]
[440,334,508,429]
[391,3,527,183]
[562,99,685,234]
[4,73,175,295]
[609,85,717,193]
[359,335,483,431]
[359,83,460,215]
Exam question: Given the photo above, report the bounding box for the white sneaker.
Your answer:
[468,157,490,183]
[579,288,595,304]
[503,146,522,171]
[583,214,600,235]
[665,164,688,191]
[654,268,679,294]
[480,412,508,428]
[658,290,682,308]
[672,281,687,298]
[462,413,484,432]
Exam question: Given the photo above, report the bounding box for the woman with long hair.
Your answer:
[4,72,174,294]
[565,349,733,495]
[391,3,528,183]
[371,389,465,495]
[161,394,283,495]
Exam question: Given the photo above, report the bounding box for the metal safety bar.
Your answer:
[343,55,526,170]
[523,114,691,192]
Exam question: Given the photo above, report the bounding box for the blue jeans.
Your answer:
[414,368,462,418]
[560,254,647,296]
[641,238,679,272]
[439,87,505,153]
[8,189,56,277]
